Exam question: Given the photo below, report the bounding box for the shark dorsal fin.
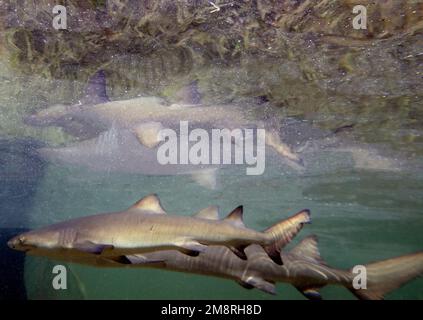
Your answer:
[130,194,166,214]
[193,206,219,220]
[224,206,244,227]
[82,70,109,105]
[289,235,326,265]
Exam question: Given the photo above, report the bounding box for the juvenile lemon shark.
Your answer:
[8,194,309,264]
[9,205,421,300]
[127,236,423,300]
[8,205,311,267]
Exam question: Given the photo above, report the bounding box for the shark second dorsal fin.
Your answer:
[224,206,245,228]
[83,70,109,105]
[130,194,166,214]
[193,206,220,220]
[289,235,326,265]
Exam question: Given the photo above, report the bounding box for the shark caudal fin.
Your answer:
[349,252,423,300]
[263,209,311,264]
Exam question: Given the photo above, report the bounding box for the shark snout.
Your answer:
[7,235,27,251]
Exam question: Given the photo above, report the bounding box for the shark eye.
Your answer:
[19,237,26,244]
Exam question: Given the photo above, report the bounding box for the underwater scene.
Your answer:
[0,1,422,300]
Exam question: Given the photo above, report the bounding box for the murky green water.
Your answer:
[1,1,422,300]
[5,160,419,300]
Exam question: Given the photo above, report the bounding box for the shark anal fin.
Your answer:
[74,241,114,255]
[295,286,322,300]
[176,240,208,256]
[243,276,277,295]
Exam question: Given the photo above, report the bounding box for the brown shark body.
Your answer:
[128,236,423,300]
[7,194,309,264]
[9,204,422,300]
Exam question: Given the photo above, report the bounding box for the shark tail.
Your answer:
[349,252,423,300]
[263,209,311,264]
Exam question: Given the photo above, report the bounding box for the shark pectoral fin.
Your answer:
[132,122,164,148]
[242,276,277,295]
[103,256,133,265]
[74,241,114,255]
[295,286,322,300]
[125,254,167,266]
[190,169,217,190]
[175,240,208,256]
